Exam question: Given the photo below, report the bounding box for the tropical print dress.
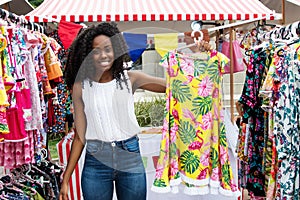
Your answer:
[238,42,300,200]
[272,43,300,200]
[151,50,240,196]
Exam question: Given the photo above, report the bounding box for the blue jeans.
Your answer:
[81,135,146,200]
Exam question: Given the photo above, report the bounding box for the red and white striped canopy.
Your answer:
[25,0,280,22]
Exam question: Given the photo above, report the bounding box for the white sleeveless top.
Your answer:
[82,71,140,141]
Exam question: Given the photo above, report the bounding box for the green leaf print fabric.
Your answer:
[151,50,240,197]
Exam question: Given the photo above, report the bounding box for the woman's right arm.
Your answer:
[59,82,87,200]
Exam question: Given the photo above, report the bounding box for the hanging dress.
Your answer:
[237,47,270,197]
[0,31,9,135]
[273,43,300,200]
[151,50,240,196]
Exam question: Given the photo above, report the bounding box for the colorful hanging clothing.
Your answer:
[259,46,282,200]
[0,32,9,134]
[47,30,68,135]
[237,47,270,197]
[0,34,9,107]
[152,50,240,197]
[273,43,300,200]
[0,130,35,169]
[23,30,43,131]
[1,85,27,142]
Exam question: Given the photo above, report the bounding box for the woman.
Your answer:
[59,22,166,200]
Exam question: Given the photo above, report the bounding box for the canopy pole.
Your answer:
[229,27,235,123]
[281,0,286,25]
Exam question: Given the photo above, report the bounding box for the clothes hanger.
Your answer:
[2,9,13,26]
[0,185,24,196]
[40,24,44,34]
[286,22,300,46]
[270,26,299,47]
[257,19,279,31]
[191,30,203,44]
[22,164,33,179]
[176,30,204,51]
[0,175,25,196]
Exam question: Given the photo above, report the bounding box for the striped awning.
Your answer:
[25,0,280,22]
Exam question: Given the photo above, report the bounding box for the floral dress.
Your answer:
[237,47,270,197]
[152,50,240,196]
[272,43,300,200]
[259,46,282,200]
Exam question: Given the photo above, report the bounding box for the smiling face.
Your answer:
[92,35,115,81]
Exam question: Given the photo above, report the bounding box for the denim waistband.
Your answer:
[86,135,139,147]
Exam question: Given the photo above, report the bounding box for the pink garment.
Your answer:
[0,130,35,169]
[1,90,27,142]
[21,88,32,109]
[221,40,245,73]
[21,88,32,122]
[24,31,43,131]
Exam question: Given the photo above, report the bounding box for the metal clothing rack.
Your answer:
[0,8,44,33]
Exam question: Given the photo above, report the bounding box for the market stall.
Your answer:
[24,0,282,120]
[22,1,286,200]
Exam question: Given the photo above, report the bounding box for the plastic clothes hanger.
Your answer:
[176,30,204,51]
[2,9,13,26]
[191,30,203,44]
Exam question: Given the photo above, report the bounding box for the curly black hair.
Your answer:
[64,22,131,91]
